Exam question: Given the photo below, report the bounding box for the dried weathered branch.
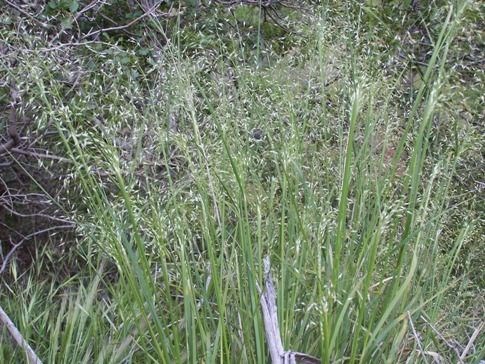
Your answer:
[421,315,464,360]
[9,148,72,163]
[459,322,483,361]
[408,312,428,363]
[260,257,285,363]
[0,305,43,364]
[259,256,321,364]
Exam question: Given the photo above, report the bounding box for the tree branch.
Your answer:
[259,256,321,364]
[0,305,43,364]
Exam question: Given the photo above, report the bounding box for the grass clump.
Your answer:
[1,1,483,363]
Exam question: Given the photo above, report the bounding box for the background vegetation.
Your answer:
[0,0,483,363]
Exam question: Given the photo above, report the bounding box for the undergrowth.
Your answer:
[0,1,483,363]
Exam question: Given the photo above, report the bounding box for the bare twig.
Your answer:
[459,322,484,361]
[47,0,106,44]
[9,148,72,163]
[37,40,103,52]
[407,311,428,363]
[4,0,52,29]
[0,138,17,154]
[0,305,43,364]
[279,0,309,12]
[81,1,165,40]
[1,192,51,205]
[73,0,105,21]
[0,221,24,239]
[0,224,74,274]
[263,6,289,31]
[0,240,24,275]
[214,0,306,13]
[0,201,73,224]
[0,176,13,206]
[421,315,464,360]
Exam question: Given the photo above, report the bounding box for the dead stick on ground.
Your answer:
[259,256,320,364]
[0,305,43,364]
[459,322,484,361]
